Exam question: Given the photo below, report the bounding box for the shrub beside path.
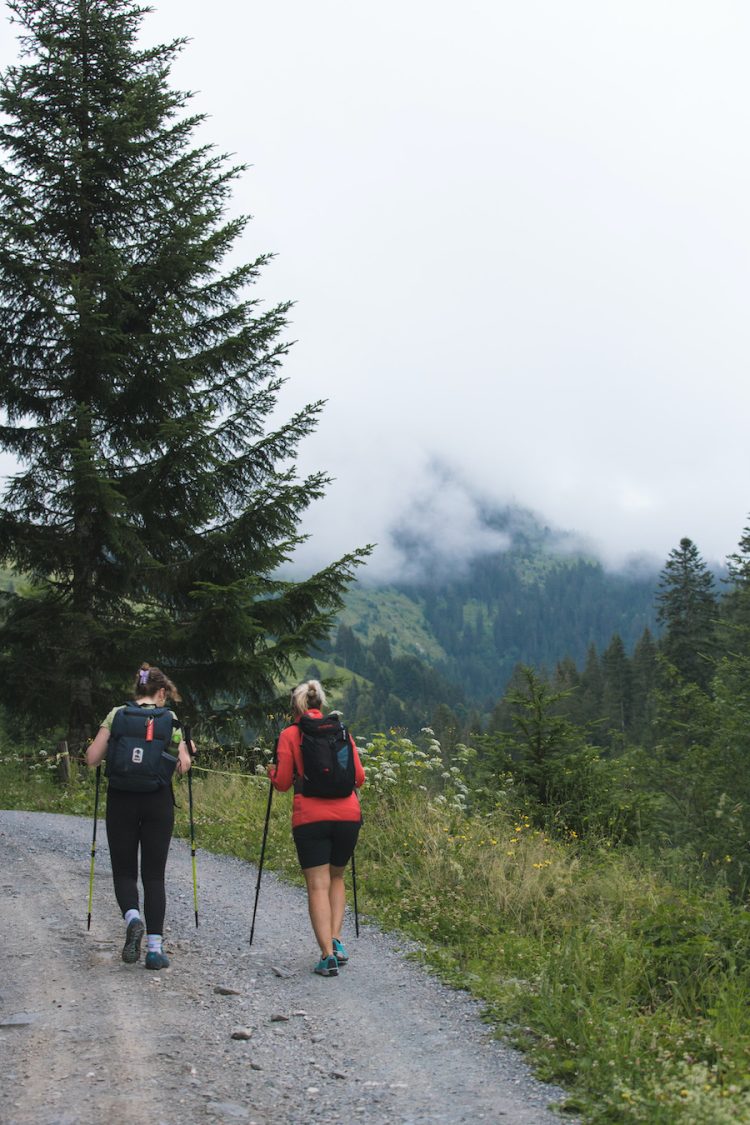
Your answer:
[1,810,571,1125]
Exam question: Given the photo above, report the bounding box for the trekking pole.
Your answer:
[86,765,101,931]
[184,724,199,928]
[351,849,360,938]
[249,778,273,945]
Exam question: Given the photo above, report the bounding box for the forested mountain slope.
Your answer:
[314,506,661,729]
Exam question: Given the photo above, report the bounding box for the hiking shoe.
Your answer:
[121,918,145,964]
[313,954,338,977]
[145,948,170,970]
[332,938,349,965]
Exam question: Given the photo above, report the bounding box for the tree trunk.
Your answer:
[68,675,93,755]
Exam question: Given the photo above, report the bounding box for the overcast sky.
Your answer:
[3,1,750,579]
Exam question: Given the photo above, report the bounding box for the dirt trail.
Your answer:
[1,810,571,1125]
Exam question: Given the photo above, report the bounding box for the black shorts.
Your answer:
[293,820,361,870]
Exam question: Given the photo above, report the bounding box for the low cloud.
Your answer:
[383,462,512,583]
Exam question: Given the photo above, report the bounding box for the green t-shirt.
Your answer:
[101,704,181,753]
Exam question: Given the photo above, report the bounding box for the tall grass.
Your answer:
[3,734,750,1122]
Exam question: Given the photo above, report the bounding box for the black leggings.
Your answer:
[105,785,174,934]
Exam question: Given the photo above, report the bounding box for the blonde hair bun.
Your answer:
[291,679,326,717]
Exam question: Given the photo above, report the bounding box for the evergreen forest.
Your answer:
[313,503,663,736]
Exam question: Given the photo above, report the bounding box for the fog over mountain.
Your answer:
[289,459,667,586]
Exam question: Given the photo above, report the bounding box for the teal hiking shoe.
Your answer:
[332,938,349,965]
[145,948,170,970]
[121,918,145,964]
[313,954,338,977]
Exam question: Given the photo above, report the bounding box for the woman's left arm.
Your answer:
[352,740,366,789]
[176,738,194,775]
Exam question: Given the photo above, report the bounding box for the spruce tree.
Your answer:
[499,664,608,830]
[656,538,717,690]
[0,0,369,743]
[578,643,604,737]
[629,626,658,746]
[600,633,631,745]
[552,655,582,725]
[722,518,750,639]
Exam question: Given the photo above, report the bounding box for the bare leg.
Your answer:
[329,863,347,939]
[303,864,334,957]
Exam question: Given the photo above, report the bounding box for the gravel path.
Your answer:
[1,809,572,1125]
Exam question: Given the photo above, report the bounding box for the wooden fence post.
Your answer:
[56,739,71,784]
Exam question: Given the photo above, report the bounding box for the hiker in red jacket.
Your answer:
[268,679,365,977]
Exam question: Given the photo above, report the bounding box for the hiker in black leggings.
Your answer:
[105,786,174,950]
[86,663,193,969]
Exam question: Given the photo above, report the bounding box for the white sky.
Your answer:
[2,0,750,579]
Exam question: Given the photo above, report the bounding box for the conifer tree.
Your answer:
[552,655,582,724]
[553,655,581,696]
[578,643,604,737]
[499,665,606,830]
[722,518,750,638]
[601,633,631,744]
[629,626,658,746]
[499,666,578,803]
[656,538,717,690]
[488,662,529,734]
[0,0,369,743]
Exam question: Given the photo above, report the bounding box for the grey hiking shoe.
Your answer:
[122,918,145,964]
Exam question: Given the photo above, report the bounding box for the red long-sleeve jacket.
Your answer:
[268,710,365,828]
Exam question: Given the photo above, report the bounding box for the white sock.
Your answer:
[147,934,162,952]
[124,909,141,927]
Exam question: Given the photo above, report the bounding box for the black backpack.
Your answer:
[105,703,177,792]
[296,713,355,798]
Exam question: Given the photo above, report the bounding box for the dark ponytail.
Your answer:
[133,662,181,703]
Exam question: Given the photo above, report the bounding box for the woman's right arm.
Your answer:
[267,727,295,791]
[86,726,110,768]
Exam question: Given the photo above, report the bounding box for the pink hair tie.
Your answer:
[138,669,150,686]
